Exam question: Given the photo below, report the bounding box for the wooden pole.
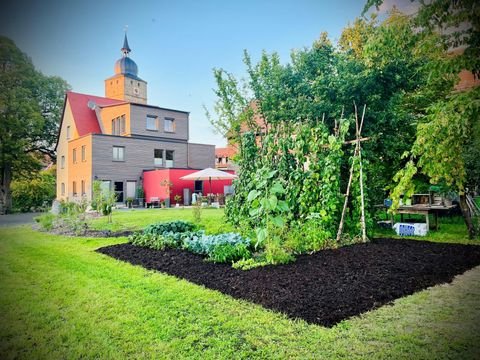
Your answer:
[336,105,361,242]
[336,104,367,243]
[358,104,367,242]
[336,150,357,242]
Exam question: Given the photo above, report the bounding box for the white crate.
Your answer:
[393,223,428,236]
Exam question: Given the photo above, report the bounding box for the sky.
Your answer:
[0,0,414,147]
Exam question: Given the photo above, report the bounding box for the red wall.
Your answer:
[143,168,234,205]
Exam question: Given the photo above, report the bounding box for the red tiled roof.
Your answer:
[215,146,237,158]
[67,91,125,136]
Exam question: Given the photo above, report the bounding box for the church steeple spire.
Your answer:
[121,33,131,56]
[105,29,147,104]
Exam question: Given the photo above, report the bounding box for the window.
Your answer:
[61,183,65,196]
[81,180,85,196]
[113,146,125,161]
[112,115,126,135]
[164,118,175,132]
[154,149,163,166]
[61,156,65,169]
[166,150,174,168]
[81,145,86,162]
[72,181,77,196]
[101,181,111,195]
[120,115,126,134]
[66,126,71,140]
[72,148,77,163]
[194,180,203,193]
[146,115,157,131]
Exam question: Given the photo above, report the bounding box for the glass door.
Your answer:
[114,181,124,203]
[126,181,136,199]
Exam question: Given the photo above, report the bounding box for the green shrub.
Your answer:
[129,230,201,251]
[143,220,196,236]
[265,237,294,265]
[57,199,90,235]
[285,215,333,254]
[209,243,251,263]
[35,213,56,231]
[130,221,198,250]
[192,199,202,223]
[232,257,268,270]
[11,169,55,212]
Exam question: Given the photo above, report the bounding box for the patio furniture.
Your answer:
[147,197,160,208]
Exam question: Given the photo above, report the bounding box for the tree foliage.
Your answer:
[211,42,375,260]
[11,167,56,212]
[0,36,70,213]
[362,1,480,238]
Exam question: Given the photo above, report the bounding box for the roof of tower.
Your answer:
[121,33,131,54]
[114,33,140,78]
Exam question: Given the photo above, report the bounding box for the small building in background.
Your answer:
[143,168,234,206]
[215,146,238,171]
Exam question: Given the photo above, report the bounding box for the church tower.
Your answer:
[105,33,148,104]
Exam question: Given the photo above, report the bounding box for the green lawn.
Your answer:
[1,210,479,359]
[89,208,234,234]
[373,213,475,244]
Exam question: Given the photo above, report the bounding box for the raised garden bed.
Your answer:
[97,238,480,327]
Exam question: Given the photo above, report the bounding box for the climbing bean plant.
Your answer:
[211,37,376,263]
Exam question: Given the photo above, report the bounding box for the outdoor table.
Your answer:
[396,204,456,230]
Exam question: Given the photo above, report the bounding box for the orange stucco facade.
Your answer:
[67,135,93,199]
[98,103,131,135]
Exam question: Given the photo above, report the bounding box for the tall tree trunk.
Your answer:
[459,194,476,239]
[1,163,12,214]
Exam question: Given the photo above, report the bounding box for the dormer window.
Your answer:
[112,115,126,135]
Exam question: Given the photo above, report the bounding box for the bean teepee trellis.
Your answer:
[336,103,368,243]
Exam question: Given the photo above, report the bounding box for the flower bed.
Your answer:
[97,238,480,327]
[128,221,252,263]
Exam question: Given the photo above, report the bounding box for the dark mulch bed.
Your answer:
[97,238,480,327]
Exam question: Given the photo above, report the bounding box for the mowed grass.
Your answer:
[373,212,475,244]
[1,211,480,359]
[90,207,234,234]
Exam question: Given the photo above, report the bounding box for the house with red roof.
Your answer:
[215,146,238,171]
[56,34,218,205]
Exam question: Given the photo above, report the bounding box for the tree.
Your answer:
[363,1,480,238]
[11,166,56,212]
[0,36,69,214]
